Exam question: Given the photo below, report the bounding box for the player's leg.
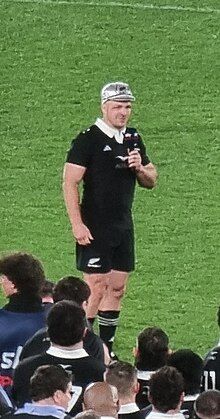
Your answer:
[99,270,128,310]
[76,237,112,328]
[84,272,110,320]
[97,270,129,357]
[97,227,134,357]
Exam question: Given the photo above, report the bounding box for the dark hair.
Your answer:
[40,280,55,298]
[53,276,91,305]
[195,390,220,418]
[217,307,220,329]
[0,252,45,295]
[106,361,137,398]
[167,349,203,395]
[30,365,72,402]
[47,300,86,346]
[135,327,169,370]
[149,366,184,413]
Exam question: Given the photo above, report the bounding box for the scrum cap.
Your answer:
[101,82,135,104]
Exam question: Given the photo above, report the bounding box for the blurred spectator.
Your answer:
[147,366,185,418]
[20,276,109,364]
[105,361,144,419]
[134,327,170,408]
[83,382,119,418]
[40,279,54,305]
[12,300,105,416]
[194,390,220,419]
[168,349,203,418]
[2,365,72,419]
[0,386,15,416]
[75,411,101,419]
[217,306,220,346]
[201,307,220,392]
[0,252,47,395]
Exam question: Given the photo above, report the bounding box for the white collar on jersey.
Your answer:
[95,118,126,144]
[137,369,156,380]
[147,413,185,419]
[47,345,89,359]
[183,393,199,402]
[101,417,116,419]
[118,403,140,414]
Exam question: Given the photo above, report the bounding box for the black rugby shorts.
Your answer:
[76,227,135,273]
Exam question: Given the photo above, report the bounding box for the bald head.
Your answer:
[83,382,119,418]
[75,411,100,419]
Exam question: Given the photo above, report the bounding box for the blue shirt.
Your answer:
[14,403,67,419]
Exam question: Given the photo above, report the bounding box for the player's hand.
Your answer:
[72,223,94,246]
[128,149,142,172]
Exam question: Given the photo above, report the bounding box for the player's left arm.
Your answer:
[128,149,158,189]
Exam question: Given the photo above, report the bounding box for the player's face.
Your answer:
[102,101,132,129]
[56,382,72,410]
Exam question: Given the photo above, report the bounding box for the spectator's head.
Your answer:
[0,252,45,297]
[148,366,184,413]
[83,382,119,418]
[53,276,91,311]
[217,307,220,329]
[40,279,54,303]
[75,411,101,419]
[167,349,203,395]
[30,365,72,409]
[134,327,169,370]
[47,300,86,347]
[194,390,220,419]
[105,361,139,402]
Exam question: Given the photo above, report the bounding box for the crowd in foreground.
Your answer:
[0,252,220,419]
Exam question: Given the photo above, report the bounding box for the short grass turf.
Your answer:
[0,0,219,361]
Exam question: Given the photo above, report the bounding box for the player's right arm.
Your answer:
[63,162,94,245]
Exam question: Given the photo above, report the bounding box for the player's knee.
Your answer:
[112,285,126,300]
[90,276,107,297]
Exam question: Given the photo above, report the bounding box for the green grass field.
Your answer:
[0,0,219,361]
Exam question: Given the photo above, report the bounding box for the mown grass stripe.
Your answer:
[6,0,220,14]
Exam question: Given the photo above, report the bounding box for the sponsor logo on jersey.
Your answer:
[115,155,128,169]
[103,145,112,151]
[116,155,128,161]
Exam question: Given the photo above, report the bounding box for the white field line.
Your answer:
[5,0,220,15]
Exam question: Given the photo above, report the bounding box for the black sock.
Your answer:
[98,310,120,353]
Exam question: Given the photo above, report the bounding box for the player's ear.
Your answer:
[133,380,140,394]
[82,300,88,313]
[101,102,107,116]
[180,392,185,404]
[133,347,138,357]
[53,389,62,404]
[148,393,153,404]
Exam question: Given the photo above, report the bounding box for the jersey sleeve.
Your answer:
[137,135,151,166]
[66,131,92,168]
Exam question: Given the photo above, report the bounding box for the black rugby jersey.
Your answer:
[66,125,150,228]
[13,349,105,416]
[202,346,220,391]
[20,327,105,363]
